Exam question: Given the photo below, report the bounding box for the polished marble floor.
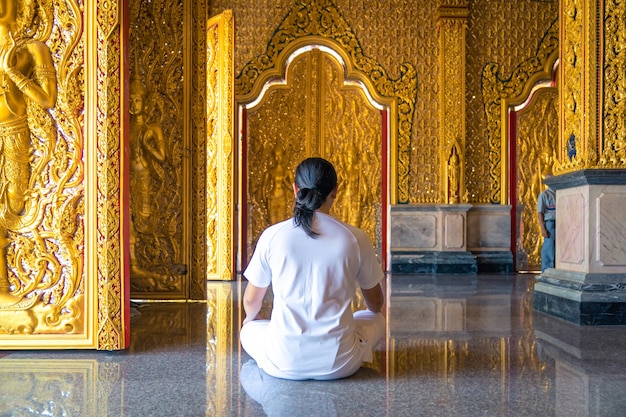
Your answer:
[2,273,626,416]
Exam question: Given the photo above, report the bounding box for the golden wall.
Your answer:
[211,0,558,204]
[124,0,562,299]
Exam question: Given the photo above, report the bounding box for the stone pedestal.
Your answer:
[533,170,626,324]
[390,204,513,274]
[390,204,477,274]
[467,204,513,273]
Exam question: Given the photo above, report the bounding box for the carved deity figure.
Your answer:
[0,0,57,306]
[129,66,166,278]
[265,145,291,225]
[448,148,460,204]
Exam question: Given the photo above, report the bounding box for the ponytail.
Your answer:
[292,158,337,238]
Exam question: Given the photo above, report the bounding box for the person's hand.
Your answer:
[242,314,261,326]
[541,228,550,238]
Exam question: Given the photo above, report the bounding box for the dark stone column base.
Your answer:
[533,269,626,325]
[391,251,477,274]
[473,251,514,273]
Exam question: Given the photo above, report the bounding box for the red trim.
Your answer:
[509,110,517,269]
[240,109,248,270]
[121,0,131,346]
[381,109,388,272]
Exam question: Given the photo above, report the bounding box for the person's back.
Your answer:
[248,212,378,379]
[240,157,385,381]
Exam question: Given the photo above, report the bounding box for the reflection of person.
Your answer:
[129,69,165,275]
[537,178,556,272]
[240,360,339,417]
[240,157,385,380]
[240,359,383,417]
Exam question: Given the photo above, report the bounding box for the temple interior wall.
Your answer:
[206,0,557,274]
[211,0,558,204]
[128,0,561,298]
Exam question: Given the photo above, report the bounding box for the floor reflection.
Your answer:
[1,274,626,416]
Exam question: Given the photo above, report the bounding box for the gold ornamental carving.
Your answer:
[205,10,235,281]
[128,0,188,296]
[0,0,88,343]
[92,0,128,349]
[464,1,558,204]
[236,0,417,204]
[481,19,558,204]
[553,0,597,174]
[189,0,211,298]
[0,0,127,349]
[438,2,468,203]
[598,0,626,168]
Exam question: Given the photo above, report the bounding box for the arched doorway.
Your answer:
[237,40,393,271]
[508,75,559,272]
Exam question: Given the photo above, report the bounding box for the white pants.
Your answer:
[240,309,386,380]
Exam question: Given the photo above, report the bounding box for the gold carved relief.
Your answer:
[205,10,235,281]
[1,0,127,349]
[92,0,129,350]
[599,0,626,167]
[129,0,188,296]
[447,144,461,204]
[236,0,417,204]
[481,19,558,203]
[0,0,98,346]
[466,1,558,203]
[555,0,611,172]
[554,0,587,173]
[93,0,128,349]
[190,0,210,297]
[438,3,468,204]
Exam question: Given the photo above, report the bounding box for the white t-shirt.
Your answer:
[243,212,383,379]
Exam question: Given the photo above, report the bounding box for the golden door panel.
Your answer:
[244,48,382,261]
[0,0,86,337]
[128,0,188,298]
[515,88,558,271]
[0,0,128,349]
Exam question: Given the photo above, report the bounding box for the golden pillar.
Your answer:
[554,0,625,172]
[437,2,468,204]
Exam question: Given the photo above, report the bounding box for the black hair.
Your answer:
[293,157,337,238]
